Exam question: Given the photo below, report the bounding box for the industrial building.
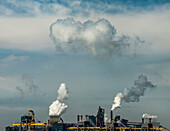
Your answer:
[6,107,168,131]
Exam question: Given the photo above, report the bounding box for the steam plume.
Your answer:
[50,18,142,58]
[111,93,124,110]
[142,113,157,119]
[49,100,68,116]
[111,75,156,110]
[57,83,69,101]
[49,83,69,116]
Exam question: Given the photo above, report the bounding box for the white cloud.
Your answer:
[50,18,142,58]
[0,0,71,17]
[1,55,28,62]
[93,8,170,56]
[0,77,6,81]
[0,76,20,91]
[0,55,29,68]
[0,2,169,56]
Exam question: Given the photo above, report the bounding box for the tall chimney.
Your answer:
[77,115,80,122]
[142,118,144,123]
[110,110,113,123]
[80,115,83,121]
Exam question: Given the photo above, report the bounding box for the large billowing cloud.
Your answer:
[50,18,142,58]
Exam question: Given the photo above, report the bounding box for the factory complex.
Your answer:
[6,107,168,131]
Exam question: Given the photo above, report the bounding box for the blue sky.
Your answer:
[0,0,170,130]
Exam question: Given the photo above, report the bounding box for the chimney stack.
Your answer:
[77,115,80,122]
[110,110,113,123]
[49,115,60,124]
[80,115,83,121]
[142,118,144,123]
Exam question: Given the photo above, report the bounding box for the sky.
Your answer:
[0,0,170,130]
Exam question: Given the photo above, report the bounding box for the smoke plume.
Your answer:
[111,75,156,110]
[49,83,69,116]
[50,18,142,58]
[22,74,39,96]
[16,86,24,99]
[142,113,157,119]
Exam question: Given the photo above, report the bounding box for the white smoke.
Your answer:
[111,75,156,110]
[142,113,157,119]
[49,100,68,116]
[49,83,69,116]
[111,93,124,110]
[50,18,142,58]
[57,83,69,101]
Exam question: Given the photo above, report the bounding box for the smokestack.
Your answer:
[77,115,80,122]
[149,118,152,123]
[80,115,83,121]
[110,110,113,123]
[49,115,60,124]
[142,118,144,123]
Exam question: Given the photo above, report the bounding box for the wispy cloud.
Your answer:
[0,0,170,17]
[1,55,28,62]
[0,0,70,17]
[0,77,6,81]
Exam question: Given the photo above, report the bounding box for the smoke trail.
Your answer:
[111,75,156,110]
[50,18,142,58]
[142,113,157,119]
[22,74,39,96]
[16,86,24,99]
[49,83,69,116]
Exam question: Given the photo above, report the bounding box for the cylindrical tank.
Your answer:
[49,115,60,124]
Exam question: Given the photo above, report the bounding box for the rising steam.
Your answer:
[57,83,69,101]
[49,83,69,116]
[142,113,157,119]
[111,75,156,110]
[50,18,143,58]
